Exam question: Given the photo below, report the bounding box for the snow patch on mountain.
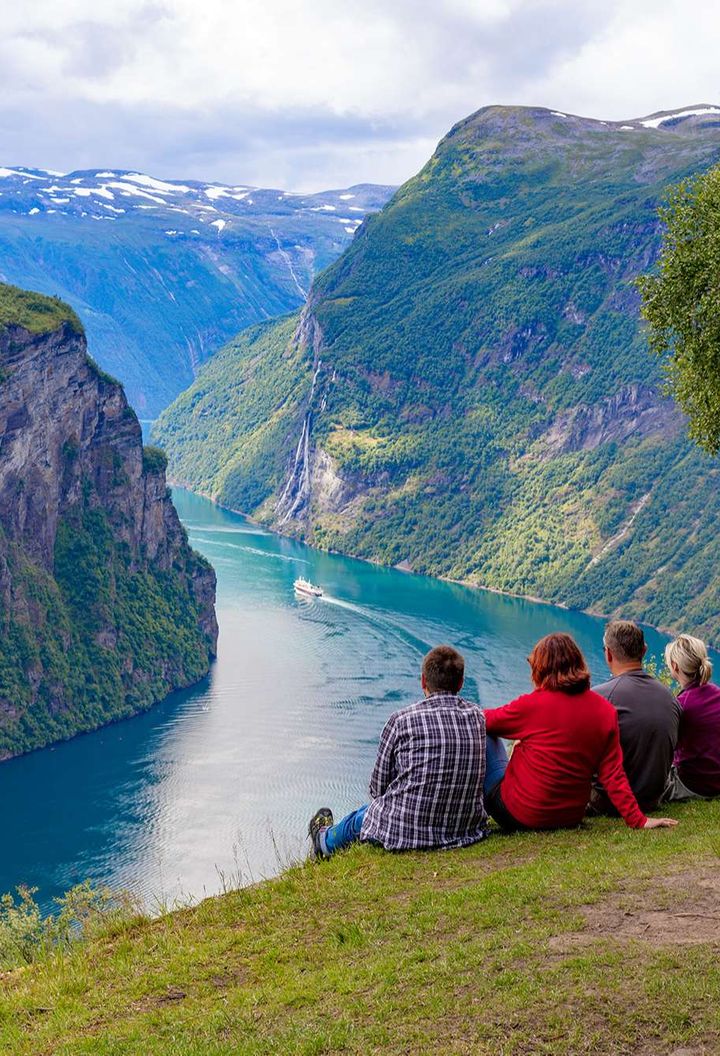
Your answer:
[0,167,41,179]
[126,173,191,194]
[640,106,720,129]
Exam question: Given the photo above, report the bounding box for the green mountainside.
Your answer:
[155,105,720,644]
[0,283,217,759]
[0,282,81,334]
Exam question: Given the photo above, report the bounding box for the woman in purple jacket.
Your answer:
[664,635,720,800]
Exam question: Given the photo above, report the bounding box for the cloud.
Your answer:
[0,0,718,189]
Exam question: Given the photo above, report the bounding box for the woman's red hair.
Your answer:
[528,633,590,694]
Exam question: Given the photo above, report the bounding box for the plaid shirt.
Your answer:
[360,694,488,851]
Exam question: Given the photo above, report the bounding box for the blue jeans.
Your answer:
[485,734,509,791]
[322,804,369,855]
[320,737,507,857]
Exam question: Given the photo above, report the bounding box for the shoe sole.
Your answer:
[308,807,334,838]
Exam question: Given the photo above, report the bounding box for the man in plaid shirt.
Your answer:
[308,645,492,857]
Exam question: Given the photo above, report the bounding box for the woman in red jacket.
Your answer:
[484,633,677,832]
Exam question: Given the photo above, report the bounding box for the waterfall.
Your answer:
[275,359,323,525]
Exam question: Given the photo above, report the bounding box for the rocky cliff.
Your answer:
[0,283,218,759]
[155,105,720,645]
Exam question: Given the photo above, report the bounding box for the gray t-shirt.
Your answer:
[593,669,681,811]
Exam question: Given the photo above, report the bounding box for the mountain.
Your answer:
[0,282,218,760]
[0,167,394,415]
[154,105,720,645]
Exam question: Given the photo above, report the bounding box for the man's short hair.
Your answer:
[604,620,645,663]
[422,645,465,694]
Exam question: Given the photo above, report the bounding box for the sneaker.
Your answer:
[308,807,334,859]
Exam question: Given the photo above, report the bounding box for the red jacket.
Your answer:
[485,687,647,829]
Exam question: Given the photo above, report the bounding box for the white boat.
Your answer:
[294,577,323,598]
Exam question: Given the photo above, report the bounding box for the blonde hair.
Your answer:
[665,634,713,686]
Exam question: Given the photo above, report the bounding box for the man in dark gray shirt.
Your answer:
[591,620,680,814]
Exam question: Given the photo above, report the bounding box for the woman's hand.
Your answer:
[642,816,678,829]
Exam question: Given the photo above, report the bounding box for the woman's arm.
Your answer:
[597,721,677,829]
[484,693,533,739]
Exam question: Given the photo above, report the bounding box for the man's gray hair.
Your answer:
[604,620,645,663]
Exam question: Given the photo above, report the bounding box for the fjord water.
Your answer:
[0,490,691,908]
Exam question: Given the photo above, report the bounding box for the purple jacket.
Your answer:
[675,681,720,796]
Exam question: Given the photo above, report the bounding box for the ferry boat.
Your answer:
[294,577,323,598]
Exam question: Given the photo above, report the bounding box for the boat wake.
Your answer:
[187,534,308,565]
[315,594,432,658]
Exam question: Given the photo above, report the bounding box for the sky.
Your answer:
[2,0,719,192]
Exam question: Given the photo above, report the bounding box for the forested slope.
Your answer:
[0,283,217,759]
[156,105,720,643]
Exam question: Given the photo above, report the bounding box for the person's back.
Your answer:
[593,621,680,812]
[487,686,645,829]
[676,682,720,795]
[484,632,676,834]
[666,635,720,798]
[307,644,488,859]
[594,670,680,810]
[362,692,487,850]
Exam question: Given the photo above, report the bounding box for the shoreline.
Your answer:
[169,479,691,652]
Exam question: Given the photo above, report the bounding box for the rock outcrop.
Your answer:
[539,385,683,458]
[0,284,218,759]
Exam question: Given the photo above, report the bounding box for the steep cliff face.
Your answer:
[539,385,682,458]
[155,105,720,643]
[0,283,218,759]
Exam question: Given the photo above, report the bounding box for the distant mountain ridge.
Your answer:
[155,103,720,643]
[0,166,394,413]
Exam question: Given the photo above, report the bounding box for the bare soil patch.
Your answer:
[130,985,188,1013]
[550,867,720,952]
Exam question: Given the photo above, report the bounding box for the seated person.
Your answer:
[664,635,720,800]
[484,632,677,832]
[308,645,491,858]
[590,620,680,813]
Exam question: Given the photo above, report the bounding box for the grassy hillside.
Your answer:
[159,315,313,511]
[155,105,720,644]
[0,281,81,335]
[2,801,719,1054]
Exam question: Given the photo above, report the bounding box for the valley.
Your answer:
[155,105,720,646]
[0,168,394,413]
[0,487,697,909]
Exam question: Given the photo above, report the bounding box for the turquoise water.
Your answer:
[0,489,695,909]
